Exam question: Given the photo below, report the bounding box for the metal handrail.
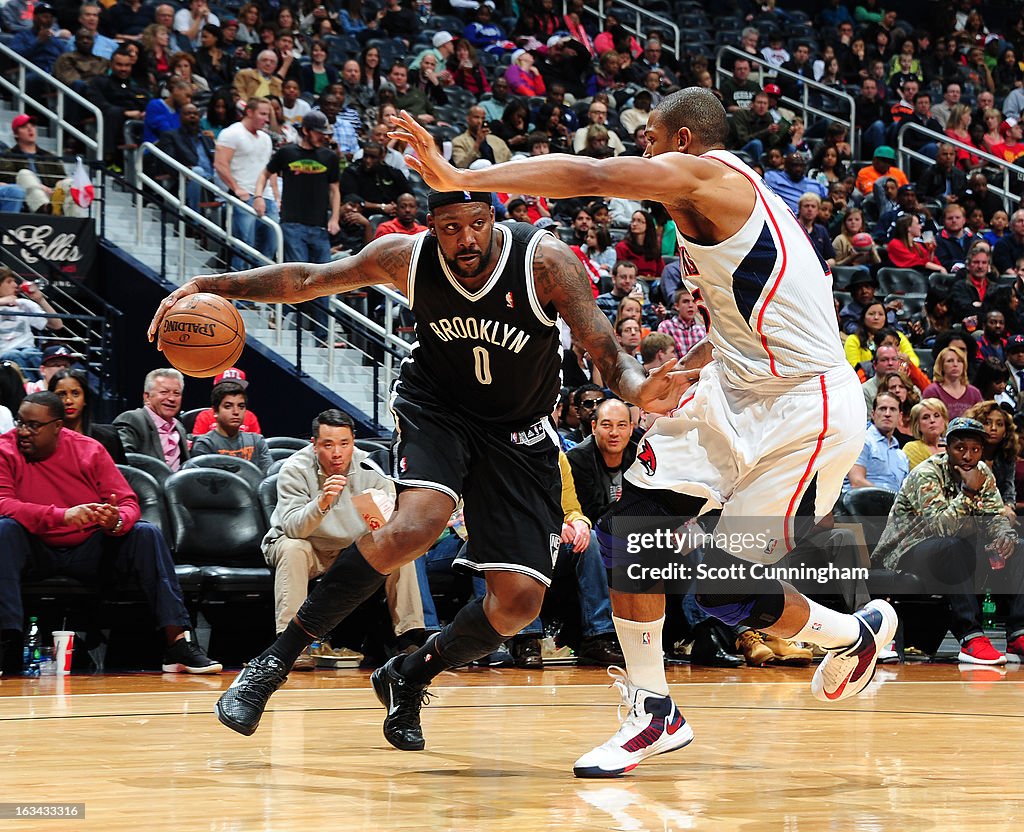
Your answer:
[0,42,104,161]
[575,0,680,57]
[135,141,284,279]
[896,123,1021,214]
[715,45,857,157]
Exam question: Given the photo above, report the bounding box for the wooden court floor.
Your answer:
[2,663,1023,832]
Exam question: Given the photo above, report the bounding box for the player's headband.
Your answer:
[427,190,492,212]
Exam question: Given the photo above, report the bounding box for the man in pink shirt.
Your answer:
[113,368,190,470]
[0,392,220,675]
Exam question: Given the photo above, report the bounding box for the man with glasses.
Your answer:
[572,100,626,156]
[0,392,221,676]
[566,384,606,444]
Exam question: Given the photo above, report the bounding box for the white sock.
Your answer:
[613,615,668,696]
[790,598,861,649]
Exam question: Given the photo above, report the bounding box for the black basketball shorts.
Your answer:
[386,387,563,586]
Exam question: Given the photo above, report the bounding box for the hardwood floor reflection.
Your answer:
[2,662,1022,831]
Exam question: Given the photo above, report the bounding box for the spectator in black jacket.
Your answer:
[934,204,976,272]
[780,42,813,100]
[339,142,410,218]
[900,92,943,158]
[86,47,150,161]
[917,143,968,205]
[948,248,995,326]
[566,399,638,524]
[854,78,888,154]
[100,0,153,39]
[963,173,1005,224]
[156,102,215,211]
[994,210,1024,274]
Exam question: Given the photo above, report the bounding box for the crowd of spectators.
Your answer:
[7,0,1024,668]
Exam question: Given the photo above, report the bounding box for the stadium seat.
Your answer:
[268,446,297,463]
[832,265,866,289]
[164,468,273,662]
[896,292,927,319]
[180,407,205,434]
[182,454,264,492]
[877,267,929,295]
[444,87,480,111]
[267,459,286,476]
[164,469,266,566]
[355,437,391,453]
[125,453,173,486]
[117,465,169,539]
[258,474,279,528]
[265,436,310,451]
[836,487,897,557]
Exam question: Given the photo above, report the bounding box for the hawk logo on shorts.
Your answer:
[505,291,514,308]
[549,534,561,566]
[399,456,408,473]
[637,440,657,476]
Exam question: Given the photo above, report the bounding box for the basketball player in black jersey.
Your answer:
[148,190,685,751]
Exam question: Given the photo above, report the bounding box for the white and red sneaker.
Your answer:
[573,667,693,778]
[958,635,1007,665]
[810,599,898,702]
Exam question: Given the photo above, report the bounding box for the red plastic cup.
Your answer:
[53,631,74,674]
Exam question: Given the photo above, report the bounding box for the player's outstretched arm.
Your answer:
[147,236,415,342]
[534,237,688,410]
[389,110,693,204]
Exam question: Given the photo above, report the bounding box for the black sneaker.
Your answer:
[370,656,433,751]
[215,656,288,736]
[162,638,223,674]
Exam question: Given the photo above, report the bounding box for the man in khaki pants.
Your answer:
[263,409,426,669]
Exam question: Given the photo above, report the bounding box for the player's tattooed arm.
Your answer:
[533,236,647,403]
[149,237,414,340]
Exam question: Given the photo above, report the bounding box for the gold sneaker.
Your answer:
[293,646,317,672]
[736,630,774,667]
[761,633,814,666]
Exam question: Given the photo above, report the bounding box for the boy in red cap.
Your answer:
[190,367,263,435]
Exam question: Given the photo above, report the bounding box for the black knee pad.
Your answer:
[693,591,786,629]
[693,547,786,628]
[434,598,505,668]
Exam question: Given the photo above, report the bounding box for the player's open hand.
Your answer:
[636,359,700,415]
[387,110,463,191]
[147,278,205,344]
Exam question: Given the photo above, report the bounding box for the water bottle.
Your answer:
[417,0,431,23]
[22,616,41,676]
[982,590,996,631]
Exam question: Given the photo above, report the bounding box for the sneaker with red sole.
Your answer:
[957,635,1007,665]
[810,599,898,702]
[1005,634,1024,662]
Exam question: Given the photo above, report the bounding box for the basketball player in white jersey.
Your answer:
[390,89,898,778]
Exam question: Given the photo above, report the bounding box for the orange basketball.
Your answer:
[158,293,246,378]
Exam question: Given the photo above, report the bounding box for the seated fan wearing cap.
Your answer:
[23,345,87,395]
[854,145,909,195]
[873,416,1024,666]
[191,367,262,436]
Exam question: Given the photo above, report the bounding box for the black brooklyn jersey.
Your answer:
[397,221,562,427]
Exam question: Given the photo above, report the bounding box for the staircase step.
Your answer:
[99,181,400,427]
